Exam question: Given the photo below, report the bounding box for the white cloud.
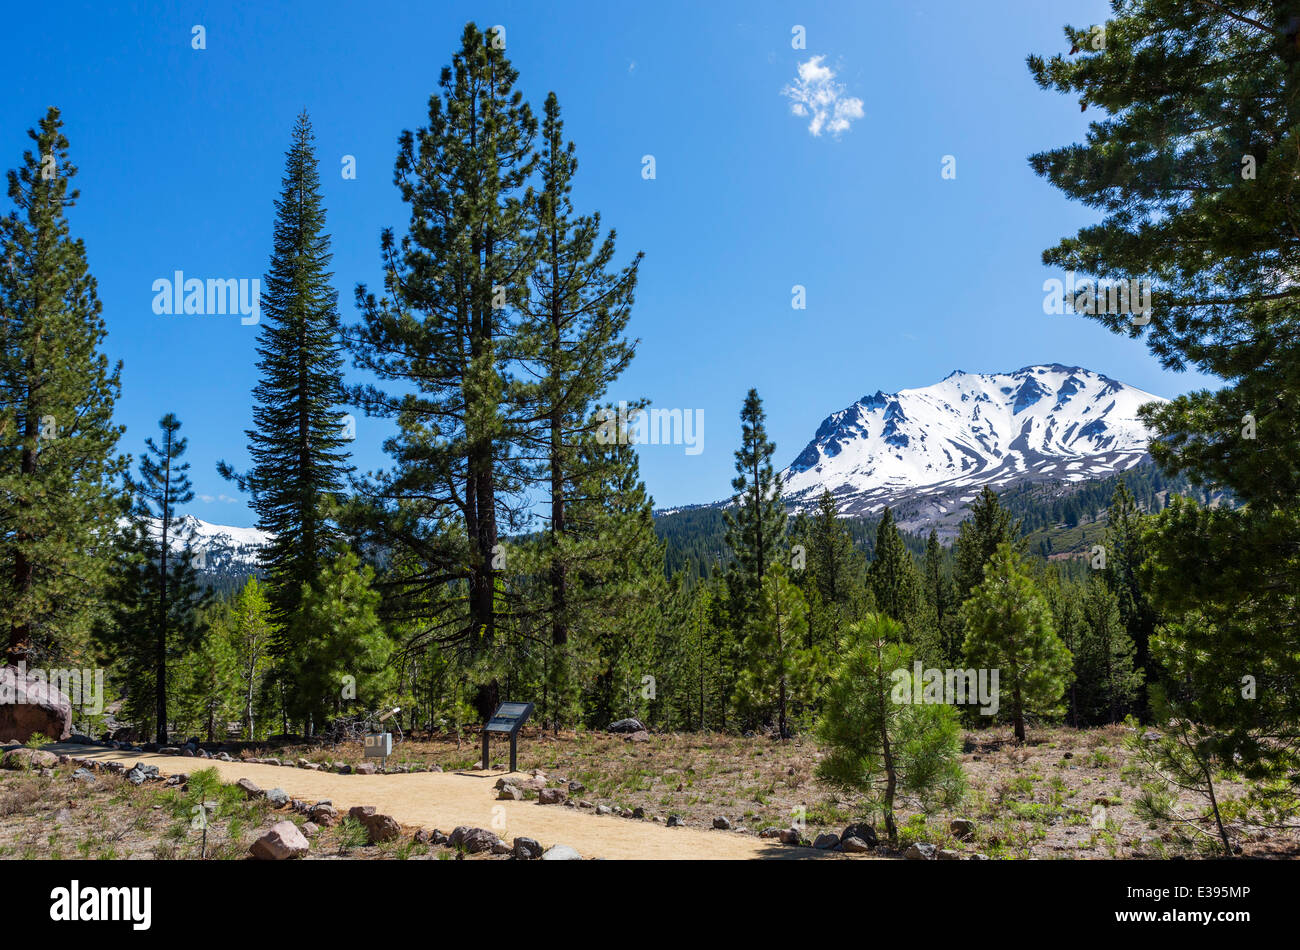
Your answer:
[782,55,864,139]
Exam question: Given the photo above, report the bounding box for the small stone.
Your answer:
[538,788,566,805]
[266,788,290,807]
[512,836,543,860]
[354,762,376,775]
[813,832,840,850]
[236,778,264,799]
[497,784,523,801]
[905,843,937,861]
[841,836,873,853]
[666,815,684,828]
[301,821,320,837]
[310,803,339,826]
[712,816,732,830]
[568,780,585,794]
[71,767,96,784]
[950,818,976,841]
[937,848,963,860]
[595,805,613,816]
[778,828,803,846]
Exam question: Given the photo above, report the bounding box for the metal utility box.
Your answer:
[363,732,393,758]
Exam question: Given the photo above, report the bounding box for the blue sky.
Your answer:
[0,0,1210,525]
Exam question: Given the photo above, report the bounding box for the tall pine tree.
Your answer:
[220,112,351,720]
[350,24,538,721]
[0,107,126,666]
[518,93,642,725]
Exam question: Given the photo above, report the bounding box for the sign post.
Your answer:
[481,701,533,772]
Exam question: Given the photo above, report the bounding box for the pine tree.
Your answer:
[219,112,351,720]
[1102,480,1158,714]
[817,615,965,843]
[175,614,238,742]
[292,549,392,728]
[105,414,209,743]
[868,507,922,632]
[0,107,126,666]
[961,543,1073,742]
[1078,577,1142,724]
[796,490,865,620]
[922,528,960,663]
[568,431,665,730]
[517,93,642,724]
[732,567,816,739]
[724,389,787,617]
[222,577,276,740]
[350,23,537,721]
[1030,3,1300,788]
[953,486,1021,605]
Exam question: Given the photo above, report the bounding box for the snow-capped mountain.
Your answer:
[139,515,269,575]
[781,365,1165,527]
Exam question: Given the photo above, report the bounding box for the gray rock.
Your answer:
[265,788,290,807]
[512,836,543,860]
[607,718,645,734]
[712,816,732,830]
[841,823,878,847]
[567,780,586,794]
[937,848,963,860]
[540,844,582,861]
[497,784,523,801]
[813,832,840,850]
[538,788,566,805]
[71,767,96,784]
[841,836,873,853]
[595,805,613,816]
[666,814,684,828]
[905,843,937,861]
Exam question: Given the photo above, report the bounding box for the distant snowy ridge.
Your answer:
[780,364,1165,521]
[127,514,269,573]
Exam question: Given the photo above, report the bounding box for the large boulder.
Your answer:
[0,666,73,742]
[249,820,310,860]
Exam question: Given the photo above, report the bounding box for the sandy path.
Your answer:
[50,745,836,860]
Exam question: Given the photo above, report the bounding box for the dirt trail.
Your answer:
[50,745,837,860]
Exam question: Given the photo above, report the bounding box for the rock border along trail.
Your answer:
[51,745,835,860]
